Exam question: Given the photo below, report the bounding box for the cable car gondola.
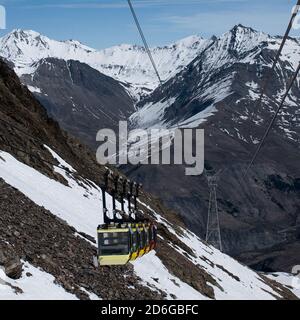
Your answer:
[97,172,130,266]
[97,170,157,266]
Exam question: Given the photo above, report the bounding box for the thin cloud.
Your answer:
[157,9,295,37]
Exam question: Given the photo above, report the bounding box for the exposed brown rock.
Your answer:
[0,241,23,279]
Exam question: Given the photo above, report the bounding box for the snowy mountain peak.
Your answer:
[231,24,258,33]
[231,24,268,40]
[2,29,50,49]
[226,24,267,40]
[9,29,42,39]
[2,29,46,48]
[220,24,269,52]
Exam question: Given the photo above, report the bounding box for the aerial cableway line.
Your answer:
[127,0,163,85]
[248,0,300,128]
[127,0,182,128]
[245,0,300,175]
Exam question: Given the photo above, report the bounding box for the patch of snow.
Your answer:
[267,273,300,299]
[80,287,102,300]
[130,98,177,129]
[0,261,78,300]
[26,85,41,94]
[177,105,217,128]
[132,251,208,300]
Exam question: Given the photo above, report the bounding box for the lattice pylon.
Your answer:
[205,170,223,252]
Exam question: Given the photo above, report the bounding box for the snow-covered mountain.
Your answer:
[0,56,299,300]
[130,24,300,130]
[0,29,209,97]
[1,25,300,275]
[0,29,211,149]
[122,24,300,271]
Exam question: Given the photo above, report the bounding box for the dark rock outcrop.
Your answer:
[0,241,23,279]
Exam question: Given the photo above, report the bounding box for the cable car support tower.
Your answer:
[205,170,222,252]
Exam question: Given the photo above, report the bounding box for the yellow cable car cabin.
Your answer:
[98,225,132,266]
[98,171,158,266]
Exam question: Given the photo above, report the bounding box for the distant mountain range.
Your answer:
[0,29,208,98]
[1,25,300,272]
[0,29,210,148]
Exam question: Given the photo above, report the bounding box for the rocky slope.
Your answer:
[22,58,134,149]
[0,59,298,300]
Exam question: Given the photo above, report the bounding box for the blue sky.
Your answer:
[0,0,298,49]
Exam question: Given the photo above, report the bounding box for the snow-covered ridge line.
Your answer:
[1,25,299,101]
[0,29,209,94]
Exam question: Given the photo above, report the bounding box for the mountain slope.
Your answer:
[122,25,300,271]
[1,24,299,275]
[0,59,298,300]
[21,57,134,149]
[131,25,300,131]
